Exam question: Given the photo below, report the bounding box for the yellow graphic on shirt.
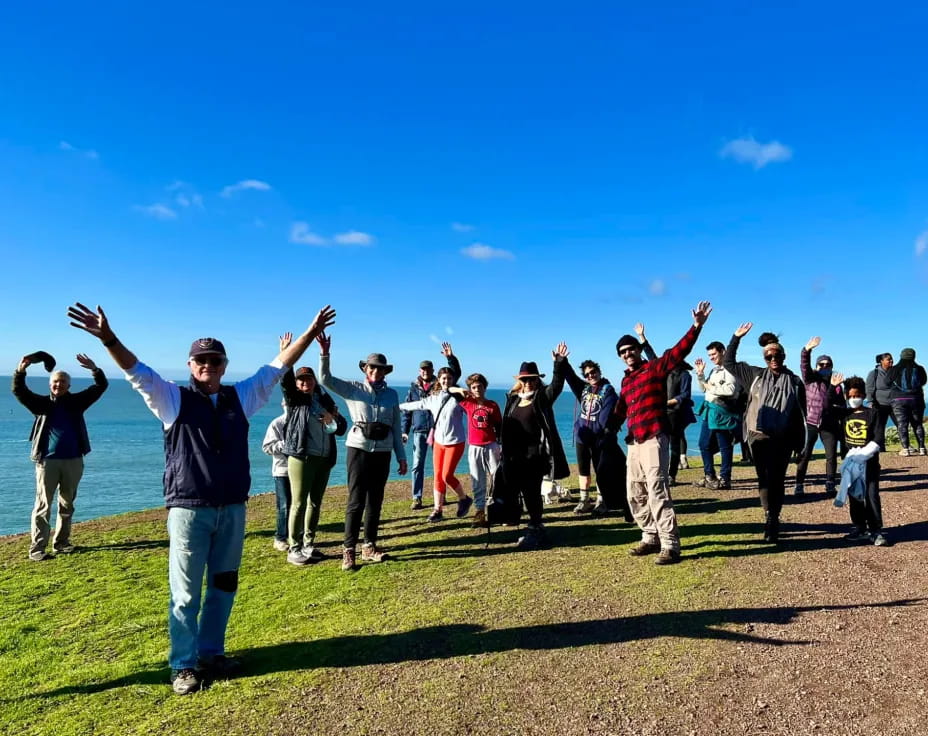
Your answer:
[844,417,868,446]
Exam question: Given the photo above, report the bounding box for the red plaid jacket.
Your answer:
[615,324,701,444]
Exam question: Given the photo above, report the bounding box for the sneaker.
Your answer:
[573,498,595,514]
[411,499,424,510]
[341,547,357,572]
[919,448,928,457]
[471,509,487,528]
[899,448,914,457]
[287,548,314,566]
[717,479,732,490]
[654,548,681,565]
[694,476,720,490]
[516,525,548,550]
[198,654,241,680]
[793,483,804,496]
[171,668,202,695]
[360,543,387,563]
[844,528,871,542]
[53,544,75,555]
[628,540,661,557]
[28,550,50,562]
[272,539,289,552]
[679,454,690,469]
[456,496,473,518]
[303,545,325,561]
[590,502,610,518]
[427,509,444,523]
[872,533,890,547]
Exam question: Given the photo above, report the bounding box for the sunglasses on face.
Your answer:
[619,348,637,357]
[522,376,539,383]
[584,371,599,378]
[193,355,225,367]
[818,363,832,369]
[764,353,785,363]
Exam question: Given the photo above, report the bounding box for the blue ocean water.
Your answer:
[0,376,706,536]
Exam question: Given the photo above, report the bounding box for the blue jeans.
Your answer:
[273,476,291,542]
[166,504,246,670]
[698,420,734,481]
[410,431,429,500]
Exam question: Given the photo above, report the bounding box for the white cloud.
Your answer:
[134,203,177,220]
[429,334,442,344]
[461,243,515,261]
[916,230,928,257]
[289,221,327,246]
[719,136,793,169]
[649,279,666,296]
[84,149,99,160]
[452,222,475,232]
[221,179,272,197]
[167,181,204,209]
[59,140,98,159]
[59,141,74,151]
[333,230,375,246]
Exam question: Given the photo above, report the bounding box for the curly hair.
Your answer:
[844,376,866,394]
[758,332,781,348]
[579,359,600,376]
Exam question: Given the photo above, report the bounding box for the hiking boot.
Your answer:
[844,528,871,542]
[872,533,890,547]
[793,483,804,496]
[171,668,202,695]
[456,496,474,518]
[272,539,289,552]
[411,499,424,510]
[694,476,719,490]
[54,544,75,555]
[516,524,548,550]
[471,509,487,528]
[287,548,314,566]
[573,498,595,514]
[717,478,732,490]
[198,654,241,680]
[28,550,51,562]
[427,509,444,523]
[341,547,357,572]
[628,540,661,557]
[654,548,681,565]
[763,513,780,543]
[303,545,325,561]
[590,502,611,518]
[360,543,387,563]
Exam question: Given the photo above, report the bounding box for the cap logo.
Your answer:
[197,338,217,350]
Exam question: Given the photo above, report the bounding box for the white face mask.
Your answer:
[848,397,864,409]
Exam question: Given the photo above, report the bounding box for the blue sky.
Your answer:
[2,2,927,386]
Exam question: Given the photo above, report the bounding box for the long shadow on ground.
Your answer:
[21,598,925,700]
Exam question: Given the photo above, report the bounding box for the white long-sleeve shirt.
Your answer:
[696,366,739,405]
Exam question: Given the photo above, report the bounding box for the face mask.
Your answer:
[848,397,864,409]
[818,369,832,378]
[518,390,536,400]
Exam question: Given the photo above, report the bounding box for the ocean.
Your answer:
[0,376,707,536]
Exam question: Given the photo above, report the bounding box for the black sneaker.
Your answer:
[844,528,870,542]
[427,509,444,523]
[171,668,202,695]
[411,499,424,510]
[516,525,548,550]
[198,655,241,680]
[456,496,473,518]
[590,503,611,518]
[717,479,732,490]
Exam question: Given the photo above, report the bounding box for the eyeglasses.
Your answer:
[764,353,784,363]
[192,355,225,367]
[619,347,637,357]
[521,376,539,383]
[817,363,832,369]
[583,371,599,378]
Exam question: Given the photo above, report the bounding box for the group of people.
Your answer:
[11,298,924,697]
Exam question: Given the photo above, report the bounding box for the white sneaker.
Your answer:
[900,448,914,457]
[272,539,289,552]
[679,454,689,469]
[287,549,313,566]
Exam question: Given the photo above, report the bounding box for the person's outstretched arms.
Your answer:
[277,306,336,367]
[68,303,139,370]
[547,342,569,402]
[442,342,462,383]
[635,323,658,361]
[73,353,108,407]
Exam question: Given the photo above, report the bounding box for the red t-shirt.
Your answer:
[457,398,502,446]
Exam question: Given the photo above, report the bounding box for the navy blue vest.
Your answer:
[163,382,251,508]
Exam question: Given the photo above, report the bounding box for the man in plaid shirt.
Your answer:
[614,301,712,565]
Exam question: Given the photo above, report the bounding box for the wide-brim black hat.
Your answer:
[513,361,545,379]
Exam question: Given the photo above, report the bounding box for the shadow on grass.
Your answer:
[78,539,169,552]
[20,598,925,700]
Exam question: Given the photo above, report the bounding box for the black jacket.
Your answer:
[280,368,347,467]
[12,369,108,462]
[501,356,570,480]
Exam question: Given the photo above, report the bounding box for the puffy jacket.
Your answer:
[279,368,347,468]
[800,348,845,428]
[12,369,109,462]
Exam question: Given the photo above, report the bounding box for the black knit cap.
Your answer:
[615,334,641,354]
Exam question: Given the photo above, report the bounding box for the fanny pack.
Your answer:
[356,421,391,441]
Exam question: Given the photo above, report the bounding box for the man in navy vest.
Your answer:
[68,301,336,695]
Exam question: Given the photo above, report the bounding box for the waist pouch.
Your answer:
[357,422,391,441]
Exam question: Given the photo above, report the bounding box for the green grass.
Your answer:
[0,463,795,736]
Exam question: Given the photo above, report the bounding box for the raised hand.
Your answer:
[308,305,336,337]
[734,322,753,338]
[692,301,713,327]
[830,372,844,387]
[694,357,706,375]
[440,342,454,357]
[279,332,293,352]
[68,303,115,342]
[75,353,98,372]
[17,355,32,372]
[634,322,646,340]
[317,331,331,355]
[805,336,821,351]
[552,341,569,360]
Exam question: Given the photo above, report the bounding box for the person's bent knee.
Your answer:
[212,570,239,593]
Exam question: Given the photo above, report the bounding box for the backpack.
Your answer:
[896,365,924,394]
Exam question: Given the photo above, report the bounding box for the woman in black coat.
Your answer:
[498,343,569,550]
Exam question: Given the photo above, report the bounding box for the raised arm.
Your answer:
[546,342,569,403]
[800,336,820,384]
[72,353,109,409]
[635,323,658,361]
[560,355,586,400]
[442,342,462,383]
[317,332,361,400]
[68,303,139,370]
[276,306,336,367]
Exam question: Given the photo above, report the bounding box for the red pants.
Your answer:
[433,442,465,495]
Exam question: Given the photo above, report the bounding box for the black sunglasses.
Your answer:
[584,371,599,378]
[764,353,785,363]
[193,355,225,367]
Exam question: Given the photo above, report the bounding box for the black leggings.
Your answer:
[795,422,840,485]
[749,438,792,518]
[344,448,391,548]
[507,454,548,525]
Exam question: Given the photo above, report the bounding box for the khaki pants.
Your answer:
[627,434,679,551]
[31,457,84,554]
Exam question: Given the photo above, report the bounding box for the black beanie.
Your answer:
[616,334,640,355]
